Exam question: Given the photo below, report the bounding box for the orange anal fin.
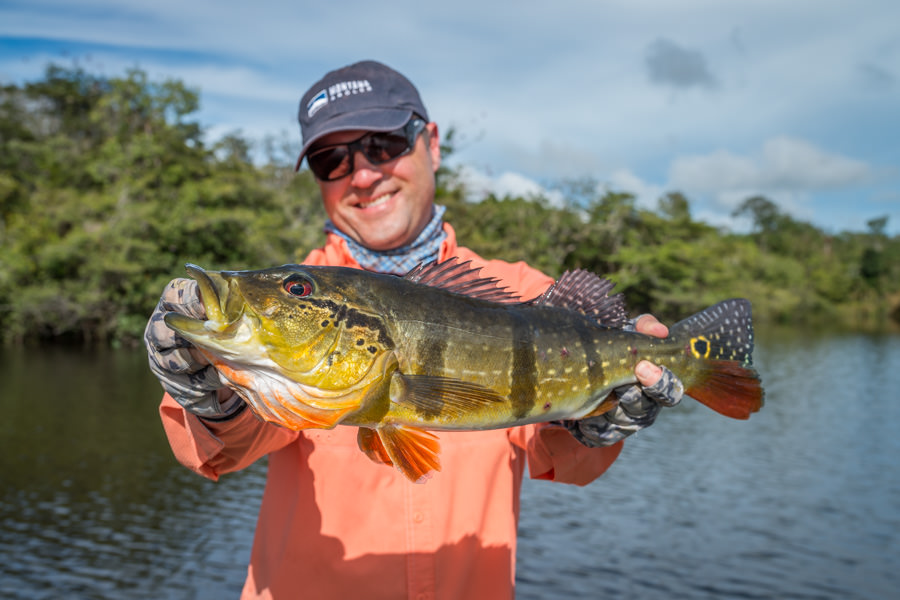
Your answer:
[377,425,442,483]
[580,394,619,419]
[357,427,393,466]
[686,360,764,419]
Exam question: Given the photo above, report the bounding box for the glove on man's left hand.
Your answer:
[562,367,684,448]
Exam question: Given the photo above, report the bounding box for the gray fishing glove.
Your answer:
[144,278,246,421]
[562,367,684,447]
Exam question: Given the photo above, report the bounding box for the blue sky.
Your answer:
[2,0,898,234]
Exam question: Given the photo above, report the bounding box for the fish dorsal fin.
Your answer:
[404,258,521,304]
[530,270,627,328]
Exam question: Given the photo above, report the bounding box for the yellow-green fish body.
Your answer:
[165,260,763,482]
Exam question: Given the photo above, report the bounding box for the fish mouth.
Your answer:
[163,263,244,341]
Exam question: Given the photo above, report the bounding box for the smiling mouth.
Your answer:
[357,192,393,209]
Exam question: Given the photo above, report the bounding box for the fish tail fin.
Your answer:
[670,299,764,419]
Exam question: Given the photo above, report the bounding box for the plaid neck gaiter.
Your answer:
[323,205,447,275]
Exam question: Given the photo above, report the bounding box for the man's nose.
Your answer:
[349,151,384,188]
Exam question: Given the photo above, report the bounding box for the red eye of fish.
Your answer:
[284,279,313,297]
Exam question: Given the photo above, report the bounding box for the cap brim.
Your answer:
[294,108,414,172]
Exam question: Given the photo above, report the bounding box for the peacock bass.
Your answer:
[164,259,763,483]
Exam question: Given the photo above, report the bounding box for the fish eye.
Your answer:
[284,277,313,297]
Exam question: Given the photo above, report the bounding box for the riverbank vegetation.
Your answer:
[2,66,898,345]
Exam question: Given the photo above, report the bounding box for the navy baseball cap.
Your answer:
[295,60,430,171]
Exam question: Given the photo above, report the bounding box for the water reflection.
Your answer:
[517,328,900,599]
[2,331,899,599]
[0,346,263,600]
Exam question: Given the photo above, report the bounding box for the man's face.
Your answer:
[314,122,441,252]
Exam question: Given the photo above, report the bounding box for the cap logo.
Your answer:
[306,90,328,118]
[328,79,373,101]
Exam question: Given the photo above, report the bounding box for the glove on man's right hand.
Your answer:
[144,278,244,420]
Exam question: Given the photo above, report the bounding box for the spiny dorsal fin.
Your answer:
[529,270,627,328]
[404,257,521,304]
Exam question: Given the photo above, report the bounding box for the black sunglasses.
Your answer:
[306,118,427,181]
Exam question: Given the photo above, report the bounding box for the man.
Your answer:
[145,60,682,600]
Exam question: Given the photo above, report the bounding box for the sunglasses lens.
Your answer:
[306,119,425,181]
[308,147,351,181]
[361,131,412,164]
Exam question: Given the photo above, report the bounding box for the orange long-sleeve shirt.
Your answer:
[159,223,623,600]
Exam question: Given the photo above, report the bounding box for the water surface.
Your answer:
[1,331,898,599]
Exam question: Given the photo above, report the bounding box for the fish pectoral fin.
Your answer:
[376,424,441,484]
[357,427,393,466]
[392,374,507,420]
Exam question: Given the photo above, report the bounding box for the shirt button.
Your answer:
[413,512,424,523]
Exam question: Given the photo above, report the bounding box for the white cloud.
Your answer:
[454,165,564,205]
[669,137,873,206]
[605,169,666,209]
[1,0,898,233]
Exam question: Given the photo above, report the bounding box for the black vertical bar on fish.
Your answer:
[412,333,449,420]
[509,312,537,419]
[574,323,605,392]
[415,332,448,376]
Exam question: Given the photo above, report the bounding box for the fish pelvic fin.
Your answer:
[371,424,442,483]
[670,298,764,419]
[357,427,393,465]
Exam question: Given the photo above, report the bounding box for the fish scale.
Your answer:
[164,259,764,483]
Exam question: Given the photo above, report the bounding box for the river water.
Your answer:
[1,329,898,599]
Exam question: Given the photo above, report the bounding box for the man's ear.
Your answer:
[425,122,441,172]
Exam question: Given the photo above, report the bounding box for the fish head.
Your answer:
[164,264,396,416]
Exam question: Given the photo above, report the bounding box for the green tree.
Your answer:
[0,65,323,344]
